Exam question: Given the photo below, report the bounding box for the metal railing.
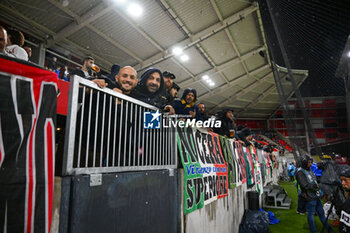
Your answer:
[62,75,177,175]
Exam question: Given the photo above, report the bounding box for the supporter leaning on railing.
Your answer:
[63,54,268,166]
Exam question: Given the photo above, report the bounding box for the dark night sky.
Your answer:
[258,0,350,97]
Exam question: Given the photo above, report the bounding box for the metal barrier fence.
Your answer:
[62,75,177,175]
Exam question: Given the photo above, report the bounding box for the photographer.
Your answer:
[339,165,350,232]
[296,155,334,233]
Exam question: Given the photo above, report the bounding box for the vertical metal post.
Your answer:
[123,102,129,166]
[112,98,118,167]
[118,100,124,166]
[76,86,86,168]
[106,95,112,167]
[99,93,106,167]
[129,103,133,166]
[38,43,46,67]
[62,75,81,175]
[85,89,93,167]
[92,91,100,167]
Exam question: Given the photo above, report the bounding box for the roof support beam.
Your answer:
[209,0,255,80]
[111,7,164,52]
[0,3,113,69]
[62,39,114,68]
[135,4,258,71]
[198,63,269,100]
[237,84,276,115]
[179,47,265,87]
[207,71,274,111]
[47,2,114,47]
[256,4,272,65]
[86,25,143,64]
[47,0,144,63]
[239,72,307,116]
[155,0,230,90]
[0,4,55,38]
[201,66,271,99]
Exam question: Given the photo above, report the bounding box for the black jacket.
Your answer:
[235,127,252,146]
[340,197,350,233]
[131,67,167,109]
[70,69,93,79]
[213,109,235,138]
[295,156,319,200]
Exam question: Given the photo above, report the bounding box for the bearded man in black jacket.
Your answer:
[131,67,174,114]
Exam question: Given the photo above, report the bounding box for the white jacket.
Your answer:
[5,45,28,61]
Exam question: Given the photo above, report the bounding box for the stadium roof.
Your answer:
[0,0,308,117]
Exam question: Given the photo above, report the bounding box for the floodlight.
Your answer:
[127,3,143,18]
[172,47,183,55]
[180,54,189,62]
[202,75,209,80]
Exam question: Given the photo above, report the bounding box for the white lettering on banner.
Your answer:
[341,211,350,227]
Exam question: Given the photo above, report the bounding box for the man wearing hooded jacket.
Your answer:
[173,88,202,121]
[131,67,174,114]
[214,109,235,138]
[296,155,334,233]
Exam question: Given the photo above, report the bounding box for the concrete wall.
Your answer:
[183,156,283,233]
[184,173,249,233]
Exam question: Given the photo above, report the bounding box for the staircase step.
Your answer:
[276,193,286,206]
[281,197,291,207]
[263,186,273,194]
[276,193,286,201]
[267,189,280,198]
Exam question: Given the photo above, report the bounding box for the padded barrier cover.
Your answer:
[59,170,180,233]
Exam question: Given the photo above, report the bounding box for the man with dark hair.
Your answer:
[173,88,202,120]
[5,28,28,60]
[236,127,253,146]
[48,56,57,71]
[70,56,107,88]
[170,82,180,98]
[214,109,235,138]
[162,71,175,91]
[161,71,176,105]
[296,155,334,233]
[132,67,174,113]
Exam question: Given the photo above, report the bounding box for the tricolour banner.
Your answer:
[177,126,228,214]
[234,141,247,185]
[0,55,58,233]
[249,146,263,195]
[220,136,239,189]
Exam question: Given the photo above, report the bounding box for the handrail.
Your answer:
[62,75,177,175]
